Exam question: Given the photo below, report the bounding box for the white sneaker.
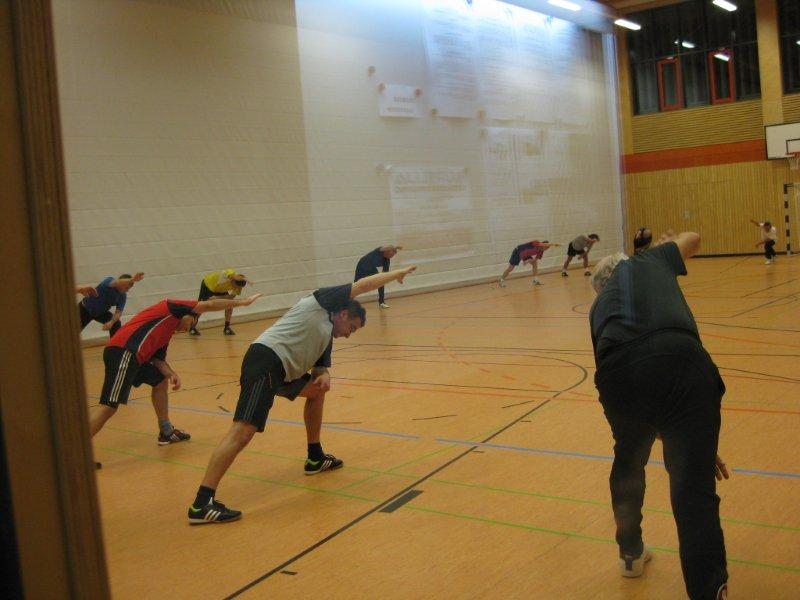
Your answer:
[498,278,506,287]
[716,583,728,600]
[619,546,652,578]
[532,278,543,285]
[765,259,773,265]
[379,303,389,309]
[561,270,569,277]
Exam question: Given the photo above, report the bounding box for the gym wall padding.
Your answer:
[53,0,624,339]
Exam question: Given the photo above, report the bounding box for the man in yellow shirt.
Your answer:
[189,269,249,336]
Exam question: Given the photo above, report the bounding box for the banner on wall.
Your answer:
[379,84,423,118]
[389,166,475,263]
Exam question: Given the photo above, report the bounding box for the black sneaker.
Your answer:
[561,270,568,277]
[304,453,343,475]
[158,428,191,446]
[189,327,200,336]
[188,499,242,525]
[223,326,235,336]
[94,461,102,470]
[584,270,592,277]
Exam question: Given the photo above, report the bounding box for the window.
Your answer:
[627,0,760,114]
[708,48,734,103]
[658,58,684,109]
[778,0,800,93]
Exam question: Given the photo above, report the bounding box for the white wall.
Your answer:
[53,0,622,339]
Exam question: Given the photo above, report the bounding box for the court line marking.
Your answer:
[119,399,800,477]
[105,424,800,535]
[94,445,800,577]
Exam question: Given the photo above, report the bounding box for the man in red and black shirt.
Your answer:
[498,240,559,287]
[90,294,261,453]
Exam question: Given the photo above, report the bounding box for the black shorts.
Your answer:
[99,346,165,408]
[79,303,121,336]
[234,344,312,432]
[197,280,231,301]
[508,248,522,266]
[567,244,586,258]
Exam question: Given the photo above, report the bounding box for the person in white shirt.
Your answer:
[750,219,777,264]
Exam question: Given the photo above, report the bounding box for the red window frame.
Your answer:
[707,48,735,104]
[656,57,684,111]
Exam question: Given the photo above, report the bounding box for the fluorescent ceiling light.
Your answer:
[614,18,641,30]
[681,40,696,49]
[796,39,800,46]
[713,52,730,61]
[548,0,581,12]
[712,0,737,12]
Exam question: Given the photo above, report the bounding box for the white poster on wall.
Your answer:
[389,165,474,262]
[475,0,518,120]
[423,0,478,118]
[379,84,423,118]
[482,127,519,202]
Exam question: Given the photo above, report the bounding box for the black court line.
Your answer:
[380,490,423,513]
[502,399,537,408]
[729,293,797,318]
[742,277,800,298]
[411,414,457,421]
[719,366,800,384]
[217,405,231,413]
[698,321,800,333]
[279,571,296,576]
[718,256,753,274]
[223,398,555,599]
[332,376,564,394]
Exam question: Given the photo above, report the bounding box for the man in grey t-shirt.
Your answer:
[188,265,416,524]
[561,233,599,277]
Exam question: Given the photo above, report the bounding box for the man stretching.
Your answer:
[189,269,250,335]
[187,265,416,524]
[499,240,559,287]
[78,272,144,337]
[354,245,402,308]
[750,219,777,265]
[561,234,599,277]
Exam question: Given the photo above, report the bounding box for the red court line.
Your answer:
[702,331,800,350]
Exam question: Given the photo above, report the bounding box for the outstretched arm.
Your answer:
[654,230,701,260]
[110,272,144,289]
[76,285,97,297]
[749,219,762,227]
[194,293,262,314]
[350,266,416,299]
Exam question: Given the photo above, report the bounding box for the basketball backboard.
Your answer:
[765,122,800,159]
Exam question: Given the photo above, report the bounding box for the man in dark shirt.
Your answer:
[354,245,402,308]
[78,272,144,337]
[589,232,729,600]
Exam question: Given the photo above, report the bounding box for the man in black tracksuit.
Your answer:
[354,245,402,308]
[589,232,729,600]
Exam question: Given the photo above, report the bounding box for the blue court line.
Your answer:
[436,438,800,480]
[116,398,800,480]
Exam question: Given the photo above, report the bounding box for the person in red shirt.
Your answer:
[89,294,261,458]
[498,240,559,287]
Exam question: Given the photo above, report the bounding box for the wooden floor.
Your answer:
[84,256,800,599]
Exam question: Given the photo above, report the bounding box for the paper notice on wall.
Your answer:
[379,84,423,118]
[482,127,519,203]
[475,1,518,120]
[389,166,474,262]
[423,0,478,118]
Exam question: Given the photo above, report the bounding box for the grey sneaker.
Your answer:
[620,546,652,578]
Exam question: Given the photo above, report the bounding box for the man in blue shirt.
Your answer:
[78,272,144,337]
[354,245,402,308]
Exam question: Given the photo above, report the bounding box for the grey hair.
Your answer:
[590,252,629,294]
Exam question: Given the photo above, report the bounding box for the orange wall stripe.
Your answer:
[622,139,766,174]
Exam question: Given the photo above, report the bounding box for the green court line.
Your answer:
[105,426,800,534]
[97,446,379,504]
[401,505,800,574]
[97,444,800,575]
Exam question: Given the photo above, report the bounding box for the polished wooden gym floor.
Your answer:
[84,255,800,599]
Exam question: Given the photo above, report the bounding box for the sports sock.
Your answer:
[307,442,324,461]
[159,420,173,435]
[194,486,215,508]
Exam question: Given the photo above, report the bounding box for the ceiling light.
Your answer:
[713,52,730,61]
[712,0,737,12]
[548,0,581,12]
[681,41,696,49]
[614,18,641,30]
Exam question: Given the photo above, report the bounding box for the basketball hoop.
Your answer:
[790,152,800,171]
